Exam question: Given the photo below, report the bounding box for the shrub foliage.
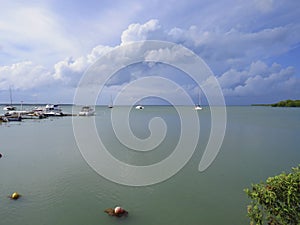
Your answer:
[244,166,300,225]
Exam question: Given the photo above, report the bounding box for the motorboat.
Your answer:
[195,105,202,110]
[5,110,29,116]
[135,105,144,110]
[3,105,16,111]
[43,104,64,116]
[79,106,95,116]
[29,104,64,117]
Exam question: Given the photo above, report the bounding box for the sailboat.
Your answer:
[108,95,113,108]
[194,89,202,110]
[3,87,16,111]
[195,105,202,110]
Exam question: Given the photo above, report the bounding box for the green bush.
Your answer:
[244,166,300,225]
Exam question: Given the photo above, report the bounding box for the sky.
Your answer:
[0,0,300,105]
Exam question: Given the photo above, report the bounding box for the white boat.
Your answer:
[3,105,16,111]
[3,87,16,111]
[194,105,202,110]
[30,104,64,117]
[135,105,144,110]
[43,104,64,116]
[4,110,28,116]
[108,95,113,108]
[195,89,203,110]
[79,106,95,116]
[3,111,22,121]
[32,106,44,113]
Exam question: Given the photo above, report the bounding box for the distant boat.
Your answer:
[30,104,64,117]
[4,110,28,116]
[194,105,202,110]
[135,105,144,110]
[195,89,203,110]
[3,87,16,111]
[79,106,95,116]
[3,105,16,111]
[108,95,113,108]
[43,104,64,116]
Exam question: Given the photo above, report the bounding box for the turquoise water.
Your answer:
[0,106,299,225]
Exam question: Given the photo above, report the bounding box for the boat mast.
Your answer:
[108,95,113,108]
[9,86,13,106]
[198,89,201,106]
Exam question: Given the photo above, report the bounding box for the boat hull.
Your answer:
[78,111,95,116]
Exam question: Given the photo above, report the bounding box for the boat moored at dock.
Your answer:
[30,104,64,117]
[43,104,64,116]
[78,106,95,116]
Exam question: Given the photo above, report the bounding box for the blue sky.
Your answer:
[0,0,299,105]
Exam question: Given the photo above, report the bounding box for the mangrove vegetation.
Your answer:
[244,165,300,225]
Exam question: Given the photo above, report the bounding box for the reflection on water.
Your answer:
[0,106,299,225]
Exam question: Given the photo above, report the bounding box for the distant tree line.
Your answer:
[252,99,300,107]
[271,99,300,107]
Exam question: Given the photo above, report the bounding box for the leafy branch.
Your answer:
[244,166,300,225]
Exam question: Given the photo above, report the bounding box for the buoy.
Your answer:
[114,206,124,214]
[105,206,128,217]
[10,192,20,200]
[0,153,2,158]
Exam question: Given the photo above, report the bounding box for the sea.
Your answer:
[0,105,299,225]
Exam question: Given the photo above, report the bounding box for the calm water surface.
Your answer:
[0,106,299,225]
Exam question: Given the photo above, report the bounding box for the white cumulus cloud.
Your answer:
[121,19,162,44]
[0,61,53,90]
[219,61,300,99]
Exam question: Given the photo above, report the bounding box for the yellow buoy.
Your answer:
[10,192,20,200]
